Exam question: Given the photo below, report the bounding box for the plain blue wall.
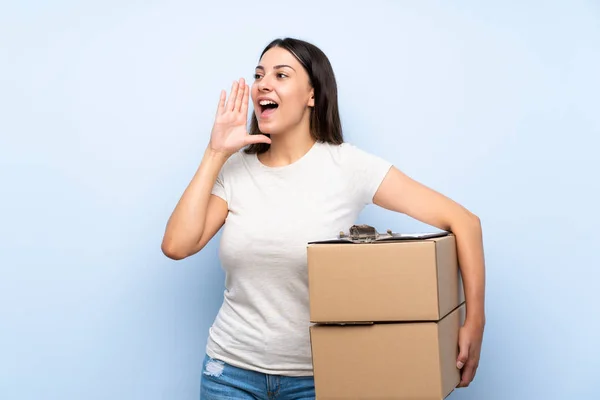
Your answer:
[1,1,598,399]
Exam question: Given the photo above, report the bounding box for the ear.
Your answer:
[308,89,315,107]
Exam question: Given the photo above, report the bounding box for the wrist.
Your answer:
[204,145,231,162]
[465,312,486,329]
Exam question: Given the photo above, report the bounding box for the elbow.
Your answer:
[161,240,189,261]
[468,211,481,227]
[461,210,482,234]
[449,209,481,234]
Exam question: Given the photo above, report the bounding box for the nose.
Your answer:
[257,74,273,92]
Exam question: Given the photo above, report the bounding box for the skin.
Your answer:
[161,46,485,388]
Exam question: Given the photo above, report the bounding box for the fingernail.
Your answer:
[457,361,464,369]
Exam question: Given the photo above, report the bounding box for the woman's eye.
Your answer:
[277,73,287,78]
[254,74,262,79]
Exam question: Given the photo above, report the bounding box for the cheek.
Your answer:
[250,85,261,116]
[281,88,307,109]
[250,84,259,101]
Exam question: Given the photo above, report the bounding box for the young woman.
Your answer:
[162,37,486,400]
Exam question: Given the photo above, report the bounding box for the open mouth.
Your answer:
[259,100,279,118]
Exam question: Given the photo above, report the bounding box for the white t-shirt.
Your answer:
[206,140,393,376]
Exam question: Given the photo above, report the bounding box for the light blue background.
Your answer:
[1,1,598,399]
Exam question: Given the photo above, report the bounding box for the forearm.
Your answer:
[451,214,486,326]
[161,146,228,257]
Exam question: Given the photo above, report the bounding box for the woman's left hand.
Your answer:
[456,320,484,387]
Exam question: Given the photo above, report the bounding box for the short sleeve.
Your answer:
[211,169,227,202]
[341,143,393,205]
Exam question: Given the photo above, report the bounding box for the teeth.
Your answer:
[259,100,277,106]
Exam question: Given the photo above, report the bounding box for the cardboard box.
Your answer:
[310,303,466,400]
[307,234,464,323]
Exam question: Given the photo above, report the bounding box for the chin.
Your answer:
[257,122,281,135]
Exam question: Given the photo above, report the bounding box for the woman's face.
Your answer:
[251,47,314,135]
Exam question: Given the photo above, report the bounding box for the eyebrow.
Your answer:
[255,64,296,71]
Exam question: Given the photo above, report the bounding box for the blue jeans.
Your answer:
[200,354,315,400]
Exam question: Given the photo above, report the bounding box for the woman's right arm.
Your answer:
[161,147,229,260]
[161,77,271,260]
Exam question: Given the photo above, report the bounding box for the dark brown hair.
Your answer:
[244,37,344,154]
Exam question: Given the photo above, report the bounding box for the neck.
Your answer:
[260,121,316,167]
